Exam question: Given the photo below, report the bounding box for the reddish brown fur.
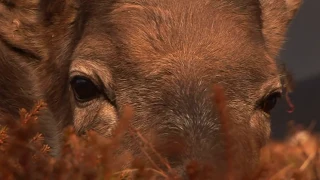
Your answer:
[0,1,59,155]
[0,0,302,178]
[0,37,60,155]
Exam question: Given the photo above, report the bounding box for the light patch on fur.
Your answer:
[95,104,118,136]
[70,59,117,136]
[73,101,118,136]
[70,59,113,86]
[285,0,303,12]
[258,76,282,98]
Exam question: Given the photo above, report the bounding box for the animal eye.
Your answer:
[70,76,100,102]
[260,92,281,114]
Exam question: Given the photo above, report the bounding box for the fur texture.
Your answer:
[0,1,59,155]
[0,0,302,178]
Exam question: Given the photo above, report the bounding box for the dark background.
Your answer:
[271,0,320,139]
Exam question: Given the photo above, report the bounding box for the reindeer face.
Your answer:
[0,0,299,178]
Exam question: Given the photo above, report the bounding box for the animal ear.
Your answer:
[39,0,80,26]
[0,0,79,61]
[0,0,47,60]
[260,0,303,57]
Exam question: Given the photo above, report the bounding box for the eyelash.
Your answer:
[69,73,116,106]
[255,91,282,112]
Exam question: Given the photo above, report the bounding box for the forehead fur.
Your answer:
[77,0,277,87]
[88,0,265,60]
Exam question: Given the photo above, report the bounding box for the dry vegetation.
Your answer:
[0,93,319,179]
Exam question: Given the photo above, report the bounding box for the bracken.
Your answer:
[0,100,319,180]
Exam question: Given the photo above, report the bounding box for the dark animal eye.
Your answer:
[261,92,281,114]
[70,76,100,102]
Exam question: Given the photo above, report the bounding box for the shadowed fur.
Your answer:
[0,1,59,155]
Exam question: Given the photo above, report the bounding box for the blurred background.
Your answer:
[271,0,320,139]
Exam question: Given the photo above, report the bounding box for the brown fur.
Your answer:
[0,0,302,178]
[0,1,59,155]
[0,40,60,156]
